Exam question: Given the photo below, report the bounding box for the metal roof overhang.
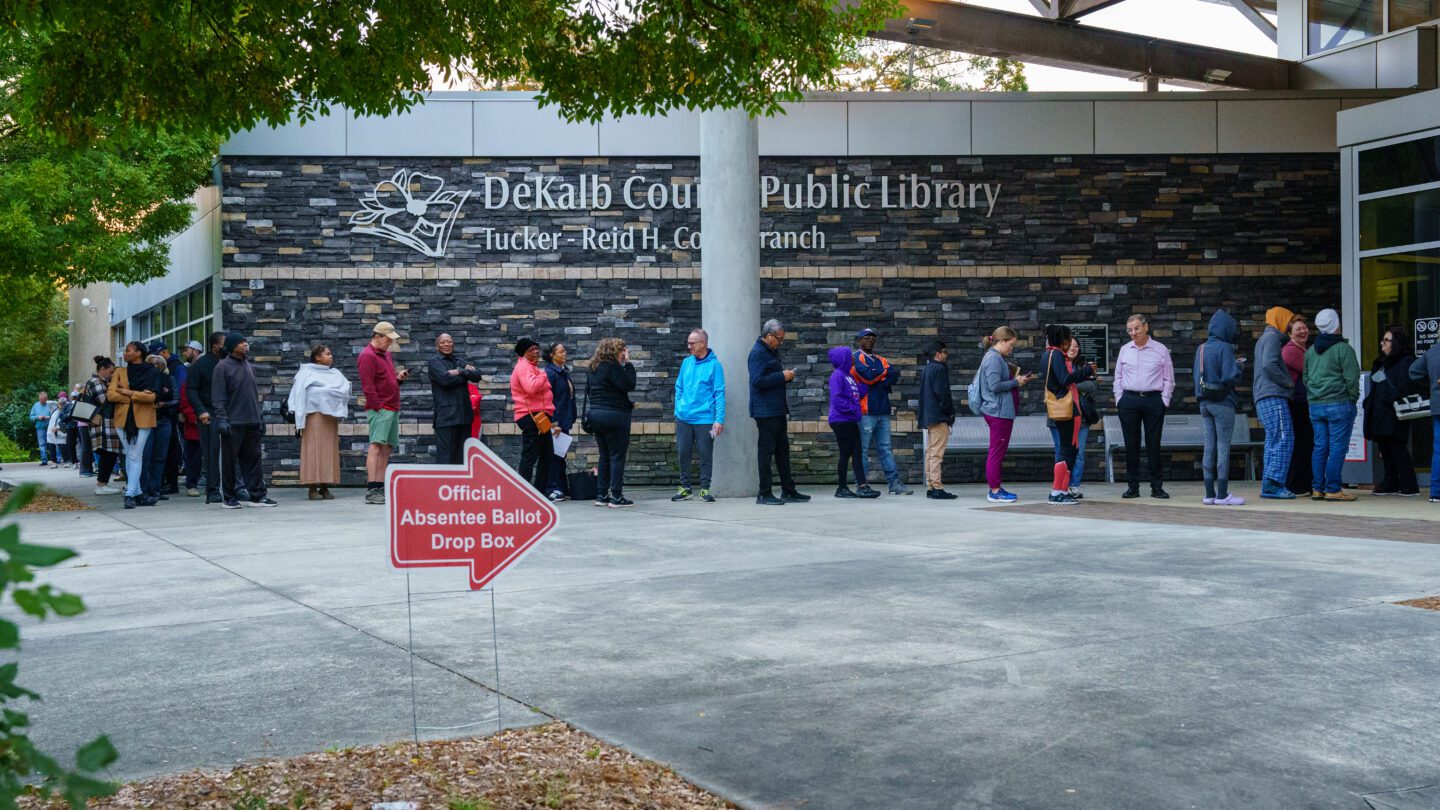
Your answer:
[868,0,1292,90]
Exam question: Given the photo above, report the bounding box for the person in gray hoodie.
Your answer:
[1408,338,1440,503]
[1253,306,1298,499]
[977,326,1035,503]
[212,332,276,508]
[1194,309,1246,506]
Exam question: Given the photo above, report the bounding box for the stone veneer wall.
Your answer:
[219,154,1341,487]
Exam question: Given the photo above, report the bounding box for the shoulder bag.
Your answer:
[1043,350,1074,420]
[1197,347,1231,403]
[579,375,594,434]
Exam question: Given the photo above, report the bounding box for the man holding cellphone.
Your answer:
[748,318,809,506]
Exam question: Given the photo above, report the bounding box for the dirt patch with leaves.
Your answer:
[19,722,733,809]
[1396,596,1440,611]
[0,488,89,513]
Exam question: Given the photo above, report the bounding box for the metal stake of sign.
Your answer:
[489,588,502,734]
[405,571,420,753]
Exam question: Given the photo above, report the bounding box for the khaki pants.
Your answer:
[925,423,950,490]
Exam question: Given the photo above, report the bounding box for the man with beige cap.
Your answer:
[358,321,410,504]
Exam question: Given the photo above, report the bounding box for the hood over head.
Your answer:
[1313,332,1347,355]
[828,346,853,372]
[1208,309,1238,343]
[1265,307,1295,333]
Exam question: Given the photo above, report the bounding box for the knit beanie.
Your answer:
[1315,309,1340,335]
[514,337,538,357]
[223,331,246,353]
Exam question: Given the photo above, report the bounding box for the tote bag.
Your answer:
[1043,350,1074,420]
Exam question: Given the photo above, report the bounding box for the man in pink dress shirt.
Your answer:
[1113,313,1176,499]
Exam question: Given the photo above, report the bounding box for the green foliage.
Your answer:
[0,484,117,809]
[0,41,221,290]
[822,38,1028,92]
[447,797,494,810]
[5,0,903,144]
[0,434,30,465]
[0,276,67,399]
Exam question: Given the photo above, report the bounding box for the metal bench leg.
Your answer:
[1106,448,1114,484]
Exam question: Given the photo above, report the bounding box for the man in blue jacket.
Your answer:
[672,328,725,503]
[748,318,809,506]
[28,391,52,466]
[852,328,912,495]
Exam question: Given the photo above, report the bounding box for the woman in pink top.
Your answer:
[511,337,556,492]
[1282,315,1313,496]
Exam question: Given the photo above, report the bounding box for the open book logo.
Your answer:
[349,170,471,258]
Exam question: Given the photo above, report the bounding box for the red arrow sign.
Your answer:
[388,439,559,590]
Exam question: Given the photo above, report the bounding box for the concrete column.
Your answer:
[700,108,760,498]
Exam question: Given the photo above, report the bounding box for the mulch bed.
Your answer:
[20,723,732,809]
[0,489,91,513]
[1396,596,1440,611]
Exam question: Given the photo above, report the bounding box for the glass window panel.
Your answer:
[1360,188,1440,250]
[1359,134,1440,194]
[1308,0,1381,53]
[1389,0,1440,29]
[1360,247,1439,470]
[175,296,189,326]
[190,288,205,319]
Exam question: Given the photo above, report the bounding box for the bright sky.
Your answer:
[968,0,1279,91]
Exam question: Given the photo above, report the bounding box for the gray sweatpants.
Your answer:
[676,421,715,490]
[1200,400,1235,499]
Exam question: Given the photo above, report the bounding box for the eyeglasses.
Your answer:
[1382,337,1393,343]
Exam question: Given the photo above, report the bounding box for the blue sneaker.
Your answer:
[987,490,1018,503]
[1261,486,1297,500]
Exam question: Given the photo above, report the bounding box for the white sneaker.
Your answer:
[94,485,120,495]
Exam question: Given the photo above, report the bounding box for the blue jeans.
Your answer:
[859,415,900,486]
[1309,402,1356,494]
[1049,423,1089,485]
[119,429,152,498]
[143,419,173,497]
[34,425,48,462]
[1431,416,1440,498]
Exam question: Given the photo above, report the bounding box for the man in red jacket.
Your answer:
[358,321,410,504]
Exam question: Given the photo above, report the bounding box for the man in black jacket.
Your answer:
[428,333,484,464]
[211,332,276,508]
[186,331,227,504]
[918,340,957,500]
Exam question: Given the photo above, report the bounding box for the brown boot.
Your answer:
[308,486,322,500]
[320,486,334,500]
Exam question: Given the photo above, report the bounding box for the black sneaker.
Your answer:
[594,495,610,507]
[855,485,881,499]
[206,494,224,505]
[835,486,858,498]
[1048,493,1079,505]
[123,496,136,510]
[137,496,157,507]
[926,489,958,500]
[700,490,716,503]
[1122,487,1141,499]
[608,497,635,508]
[222,498,242,509]
[671,487,693,502]
[755,493,785,506]
[1150,487,1170,499]
[781,490,811,503]
[246,497,278,507]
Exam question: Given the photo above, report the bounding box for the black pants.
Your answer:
[517,414,553,493]
[434,424,468,465]
[1286,397,1314,494]
[831,421,865,488]
[755,415,797,496]
[96,449,118,485]
[1054,417,1080,472]
[183,438,202,489]
[65,426,79,466]
[1377,428,1419,494]
[164,424,182,493]
[199,420,222,500]
[220,424,266,502]
[77,425,94,475]
[589,408,632,497]
[1118,392,1166,488]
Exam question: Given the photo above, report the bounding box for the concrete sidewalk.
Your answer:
[5,462,1440,808]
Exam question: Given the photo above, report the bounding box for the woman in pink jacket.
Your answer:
[511,337,557,492]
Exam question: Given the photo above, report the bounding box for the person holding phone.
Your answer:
[358,321,410,505]
[977,326,1034,503]
[748,319,809,506]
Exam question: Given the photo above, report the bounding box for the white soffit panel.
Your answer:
[473,100,599,157]
[220,110,347,156]
[971,101,1095,155]
[847,101,971,155]
[1218,99,1342,152]
[1095,101,1218,155]
[599,110,701,156]
[759,102,848,155]
[347,102,474,156]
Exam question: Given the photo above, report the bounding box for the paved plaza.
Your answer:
[5,464,1440,809]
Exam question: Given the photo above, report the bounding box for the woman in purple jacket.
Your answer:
[828,347,881,499]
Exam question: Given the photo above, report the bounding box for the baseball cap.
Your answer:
[148,339,167,353]
[373,321,403,341]
[856,328,877,339]
[185,340,204,352]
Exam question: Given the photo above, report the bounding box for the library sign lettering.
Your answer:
[348,169,1004,259]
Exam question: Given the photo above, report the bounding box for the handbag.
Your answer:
[1197,347,1231,403]
[1394,394,1431,421]
[567,469,598,501]
[1043,350,1074,420]
[70,401,97,422]
[531,411,552,433]
[579,377,594,434]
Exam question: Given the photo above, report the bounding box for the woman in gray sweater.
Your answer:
[977,326,1035,503]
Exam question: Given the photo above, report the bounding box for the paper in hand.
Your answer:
[552,432,574,458]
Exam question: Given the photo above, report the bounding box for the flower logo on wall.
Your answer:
[349,170,471,258]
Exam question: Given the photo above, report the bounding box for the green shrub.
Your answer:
[0,432,32,464]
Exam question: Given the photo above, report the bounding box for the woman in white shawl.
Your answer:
[289,345,352,500]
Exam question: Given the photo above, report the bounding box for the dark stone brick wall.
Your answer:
[218,152,1343,487]
[221,155,1338,268]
